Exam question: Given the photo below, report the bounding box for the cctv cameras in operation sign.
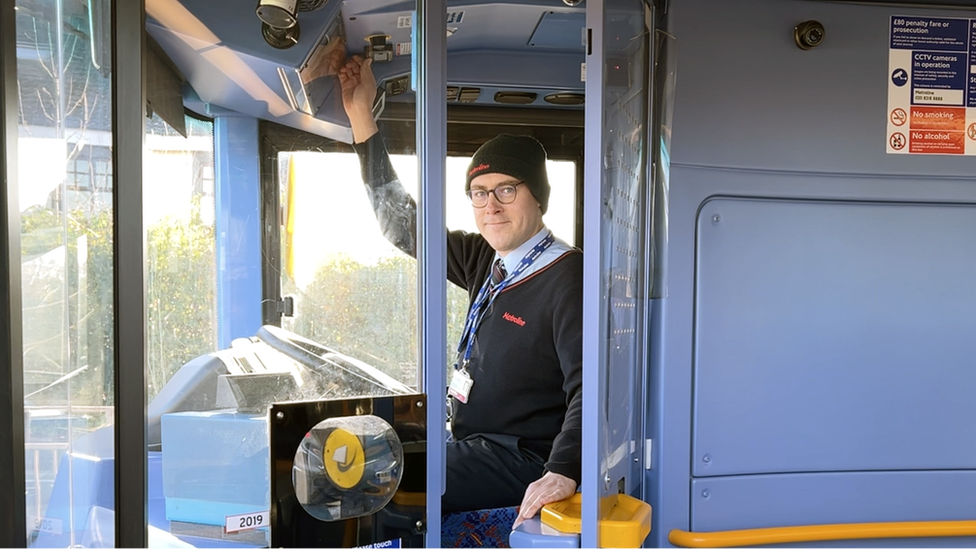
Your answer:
[887,15,976,155]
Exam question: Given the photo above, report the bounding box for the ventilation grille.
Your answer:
[494,91,537,105]
[458,87,481,103]
[299,0,329,11]
[446,87,481,102]
[544,93,585,106]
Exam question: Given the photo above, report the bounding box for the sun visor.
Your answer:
[147,34,187,136]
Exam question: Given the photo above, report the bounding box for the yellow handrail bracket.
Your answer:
[541,493,652,548]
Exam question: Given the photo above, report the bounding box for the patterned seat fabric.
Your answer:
[441,507,518,548]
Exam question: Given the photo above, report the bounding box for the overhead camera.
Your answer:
[794,20,825,50]
[257,0,301,49]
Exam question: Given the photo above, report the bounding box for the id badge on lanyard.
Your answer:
[448,368,473,403]
[449,232,554,405]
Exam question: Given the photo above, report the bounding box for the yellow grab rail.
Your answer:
[541,493,652,548]
[669,520,976,548]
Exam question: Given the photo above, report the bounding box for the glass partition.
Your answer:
[144,113,218,400]
[279,151,576,386]
[581,0,650,543]
[600,0,650,497]
[143,112,221,547]
[279,151,424,388]
[16,0,115,545]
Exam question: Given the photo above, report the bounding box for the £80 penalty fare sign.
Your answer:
[888,16,976,155]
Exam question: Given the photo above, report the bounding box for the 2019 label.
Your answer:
[225,511,269,533]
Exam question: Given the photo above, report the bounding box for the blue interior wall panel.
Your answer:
[691,471,976,534]
[651,0,976,546]
[694,197,976,477]
[690,472,976,547]
[668,0,976,177]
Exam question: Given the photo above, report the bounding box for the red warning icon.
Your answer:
[890,108,907,126]
[890,132,906,150]
[968,123,976,141]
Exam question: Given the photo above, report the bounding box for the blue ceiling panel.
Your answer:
[147,15,353,142]
[146,0,588,142]
[343,0,585,54]
[153,0,343,67]
[528,11,585,49]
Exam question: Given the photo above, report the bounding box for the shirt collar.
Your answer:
[496,226,550,275]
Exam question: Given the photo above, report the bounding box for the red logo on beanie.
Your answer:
[468,163,490,177]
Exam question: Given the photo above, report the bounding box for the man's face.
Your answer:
[470,173,544,257]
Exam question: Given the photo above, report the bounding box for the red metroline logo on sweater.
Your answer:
[503,312,525,327]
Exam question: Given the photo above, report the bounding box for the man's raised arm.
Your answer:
[339,56,418,258]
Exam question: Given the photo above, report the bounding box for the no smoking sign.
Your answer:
[891,108,907,126]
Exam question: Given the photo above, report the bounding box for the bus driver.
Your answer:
[337,54,582,529]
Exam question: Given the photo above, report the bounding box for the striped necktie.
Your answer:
[491,258,507,287]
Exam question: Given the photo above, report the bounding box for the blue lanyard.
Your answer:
[455,232,555,367]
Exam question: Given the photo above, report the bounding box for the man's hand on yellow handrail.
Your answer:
[512,471,577,530]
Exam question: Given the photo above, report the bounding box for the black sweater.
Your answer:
[352,134,583,484]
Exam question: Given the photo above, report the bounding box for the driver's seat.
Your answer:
[442,507,518,548]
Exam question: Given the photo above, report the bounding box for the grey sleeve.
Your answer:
[351,134,418,258]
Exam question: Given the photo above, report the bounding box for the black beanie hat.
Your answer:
[465,134,551,214]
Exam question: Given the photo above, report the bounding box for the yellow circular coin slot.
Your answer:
[322,428,365,489]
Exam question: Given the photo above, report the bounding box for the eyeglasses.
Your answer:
[466,182,523,208]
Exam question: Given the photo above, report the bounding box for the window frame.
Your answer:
[0,0,28,543]
[258,105,585,328]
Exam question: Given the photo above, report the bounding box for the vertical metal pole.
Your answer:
[640,0,656,512]
[416,0,447,543]
[583,0,607,546]
[112,0,147,545]
[259,134,283,327]
[0,0,27,543]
